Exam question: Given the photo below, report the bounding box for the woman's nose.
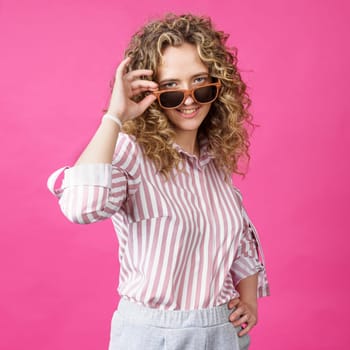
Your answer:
[184,95,195,105]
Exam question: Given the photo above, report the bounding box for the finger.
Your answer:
[237,319,256,337]
[131,87,158,97]
[134,94,157,115]
[233,313,250,327]
[116,57,131,78]
[229,306,245,322]
[238,324,252,337]
[125,69,155,82]
[228,298,240,309]
[131,80,159,91]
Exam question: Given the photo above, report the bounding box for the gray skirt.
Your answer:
[108,298,250,350]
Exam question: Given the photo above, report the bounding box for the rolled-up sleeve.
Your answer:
[230,202,270,298]
[47,133,141,224]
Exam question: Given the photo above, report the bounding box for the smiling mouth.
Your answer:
[177,107,199,115]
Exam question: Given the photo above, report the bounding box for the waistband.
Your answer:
[117,298,233,328]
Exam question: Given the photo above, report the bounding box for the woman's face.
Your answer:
[156,43,212,138]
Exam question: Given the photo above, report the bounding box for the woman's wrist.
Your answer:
[102,113,123,128]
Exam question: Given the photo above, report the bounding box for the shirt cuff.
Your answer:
[231,257,270,297]
[62,163,112,188]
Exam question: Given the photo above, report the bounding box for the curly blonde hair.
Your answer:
[120,13,254,178]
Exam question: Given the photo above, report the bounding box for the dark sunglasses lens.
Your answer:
[159,91,184,108]
[194,85,218,103]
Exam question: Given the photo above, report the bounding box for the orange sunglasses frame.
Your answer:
[152,81,222,109]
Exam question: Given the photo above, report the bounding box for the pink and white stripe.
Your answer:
[48,133,269,310]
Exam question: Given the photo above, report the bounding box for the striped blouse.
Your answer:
[48,132,270,310]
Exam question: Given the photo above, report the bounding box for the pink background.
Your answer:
[1,0,349,349]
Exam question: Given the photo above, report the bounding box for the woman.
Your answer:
[48,13,269,350]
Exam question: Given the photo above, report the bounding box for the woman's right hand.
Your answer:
[107,57,158,122]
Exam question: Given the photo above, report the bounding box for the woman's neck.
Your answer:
[174,130,200,157]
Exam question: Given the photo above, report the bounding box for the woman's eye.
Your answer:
[161,82,177,89]
[193,77,207,84]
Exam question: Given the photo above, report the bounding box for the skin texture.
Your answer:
[75,44,259,337]
[75,57,157,165]
[156,43,212,156]
[229,273,259,336]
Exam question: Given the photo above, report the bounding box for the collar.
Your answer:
[172,137,215,169]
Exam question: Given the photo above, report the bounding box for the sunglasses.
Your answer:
[153,81,221,109]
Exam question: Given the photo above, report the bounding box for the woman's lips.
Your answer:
[176,107,200,118]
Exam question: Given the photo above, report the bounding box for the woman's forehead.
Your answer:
[157,43,208,81]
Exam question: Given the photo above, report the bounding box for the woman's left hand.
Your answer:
[228,298,258,336]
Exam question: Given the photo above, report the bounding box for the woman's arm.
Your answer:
[75,118,121,165]
[48,57,158,223]
[57,135,141,224]
[228,273,258,336]
[75,57,157,165]
[227,190,270,336]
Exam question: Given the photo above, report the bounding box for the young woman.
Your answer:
[48,13,269,350]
